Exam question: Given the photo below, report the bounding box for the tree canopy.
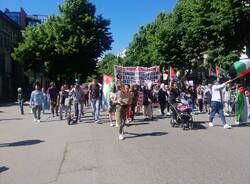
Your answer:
[125,0,250,70]
[12,0,113,83]
[97,53,124,76]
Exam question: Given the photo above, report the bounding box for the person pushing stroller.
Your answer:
[168,81,193,129]
[168,81,181,122]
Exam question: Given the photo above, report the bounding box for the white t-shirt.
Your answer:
[211,84,226,102]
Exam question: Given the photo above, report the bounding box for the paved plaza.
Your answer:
[1,103,250,184]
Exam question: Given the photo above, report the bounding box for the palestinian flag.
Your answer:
[215,66,227,77]
[181,74,189,87]
[208,67,216,77]
[103,75,115,108]
[232,58,250,77]
[169,65,176,80]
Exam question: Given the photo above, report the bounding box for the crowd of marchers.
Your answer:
[16,78,250,140]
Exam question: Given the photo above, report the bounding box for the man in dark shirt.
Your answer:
[89,79,101,123]
[168,81,180,121]
[58,85,69,120]
[47,82,59,117]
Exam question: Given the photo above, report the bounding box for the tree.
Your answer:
[97,53,124,76]
[125,0,250,70]
[12,0,113,83]
[172,0,250,67]
[125,12,188,69]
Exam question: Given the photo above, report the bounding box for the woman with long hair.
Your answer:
[114,84,130,140]
[197,85,204,113]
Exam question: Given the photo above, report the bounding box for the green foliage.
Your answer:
[125,0,250,69]
[12,0,113,82]
[97,53,124,76]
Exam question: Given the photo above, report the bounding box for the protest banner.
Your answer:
[114,66,161,85]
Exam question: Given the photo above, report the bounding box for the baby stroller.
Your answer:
[65,96,77,125]
[170,93,193,130]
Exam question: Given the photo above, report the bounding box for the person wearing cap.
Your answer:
[17,87,24,115]
[208,79,233,129]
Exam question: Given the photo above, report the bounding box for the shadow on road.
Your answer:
[0,118,23,122]
[0,139,44,147]
[135,116,168,123]
[232,123,250,128]
[0,166,9,173]
[126,122,150,127]
[192,121,208,130]
[124,132,168,139]
[0,102,16,107]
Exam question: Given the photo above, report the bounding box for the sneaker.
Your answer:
[115,124,119,127]
[166,112,171,116]
[224,113,229,117]
[37,119,40,123]
[34,118,37,122]
[224,124,232,129]
[208,122,214,127]
[110,122,115,127]
[235,121,240,125]
[119,134,124,140]
[95,120,100,124]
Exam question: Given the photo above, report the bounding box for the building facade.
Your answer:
[0,11,21,99]
[4,8,44,29]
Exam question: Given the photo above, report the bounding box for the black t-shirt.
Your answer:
[60,91,68,105]
[89,84,100,99]
[169,88,180,104]
[158,89,167,103]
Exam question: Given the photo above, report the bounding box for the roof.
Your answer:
[0,10,20,29]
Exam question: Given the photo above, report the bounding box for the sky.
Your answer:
[0,0,177,55]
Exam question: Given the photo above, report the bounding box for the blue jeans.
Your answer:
[188,99,195,112]
[91,98,100,121]
[74,102,83,122]
[18,100,24,114]
[209,101,226,125]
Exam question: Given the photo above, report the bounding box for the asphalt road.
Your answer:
[0,104,250,184]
